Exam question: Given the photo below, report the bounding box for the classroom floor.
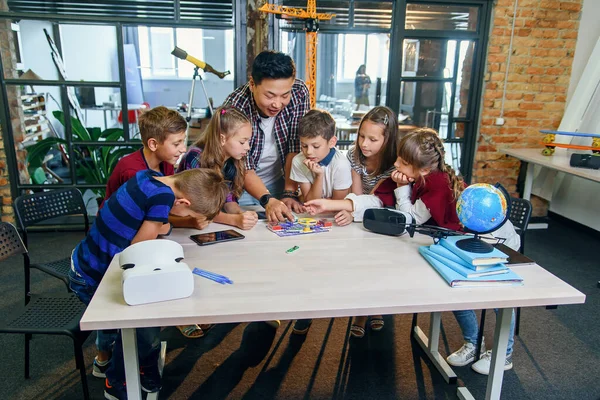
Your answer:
[1,216,599,400]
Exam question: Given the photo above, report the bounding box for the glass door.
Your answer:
[388,1,492,181]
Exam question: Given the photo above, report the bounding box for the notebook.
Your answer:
[439,235,508,267]
[427,245,509,278]
[419,246,523,288]
[428,244,507,272]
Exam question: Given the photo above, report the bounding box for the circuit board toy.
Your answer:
[267,218,333,237]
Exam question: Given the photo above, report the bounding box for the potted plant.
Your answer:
[25,110,138,201]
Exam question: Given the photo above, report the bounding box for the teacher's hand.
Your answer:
[282,196,306,213]
[265,198,294,222]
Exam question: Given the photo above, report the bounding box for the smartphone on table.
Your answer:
[190,229,245,246]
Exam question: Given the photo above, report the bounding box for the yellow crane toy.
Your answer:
[259,0,334,108]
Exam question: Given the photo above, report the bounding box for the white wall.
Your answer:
[547,0,600,231]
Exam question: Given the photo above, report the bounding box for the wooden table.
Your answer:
[80,221,585,400]
[504,148,600,200]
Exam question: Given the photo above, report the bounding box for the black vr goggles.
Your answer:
[363,208,462,240]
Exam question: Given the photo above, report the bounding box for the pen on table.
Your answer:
[286,245,299,254]
[192,268,233,284]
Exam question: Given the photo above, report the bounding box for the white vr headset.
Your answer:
[119,239,194,306]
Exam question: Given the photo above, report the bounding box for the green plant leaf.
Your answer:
[52,110,91,141]
[100,128,125,141]
[25,137,68,176]
[88,127,102,141]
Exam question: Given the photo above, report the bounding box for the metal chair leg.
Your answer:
[73,337,90,400]
[476,310,486,360]
[515,307,521,336]
[24,333,31,379]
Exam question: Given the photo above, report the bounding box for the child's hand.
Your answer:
[334,210,354,226]
[303,159,324,175]
[304,199,328,215]
[391,170,414,186]
[236,211,258,230]
[193,215,210,230]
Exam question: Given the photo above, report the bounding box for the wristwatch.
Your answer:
[259,193,273,208]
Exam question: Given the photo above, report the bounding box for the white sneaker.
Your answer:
[446,338,486,367]
[471,350,513,375]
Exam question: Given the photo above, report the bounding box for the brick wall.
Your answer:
[473,0,582,216]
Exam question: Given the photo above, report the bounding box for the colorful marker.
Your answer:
[286,245,299,254]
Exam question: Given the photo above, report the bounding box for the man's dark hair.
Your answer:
[298,109,336,141]
[251,51,296,84]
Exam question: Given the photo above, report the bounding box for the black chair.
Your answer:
[14,188,89,301]
[476,197,532,358]
[0,222,90,400]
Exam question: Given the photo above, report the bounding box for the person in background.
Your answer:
[354,64,371,110]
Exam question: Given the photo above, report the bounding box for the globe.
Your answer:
[456,183,508,234]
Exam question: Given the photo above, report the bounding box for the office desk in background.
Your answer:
[80,221,584,400]
[503,147,600,201]
[82,104,145,130]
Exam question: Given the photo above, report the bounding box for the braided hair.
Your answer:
[397,128,464,200]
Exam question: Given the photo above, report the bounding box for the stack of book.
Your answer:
[419,235,524,288]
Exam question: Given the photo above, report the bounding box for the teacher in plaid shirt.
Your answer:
[224,51,309,222]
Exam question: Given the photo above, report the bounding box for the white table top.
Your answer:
[504,147,600,183]
[80,221,585,331]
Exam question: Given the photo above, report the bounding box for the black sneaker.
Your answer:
[292,319,313,335]
[93,356,110,378]
[104,379,127,400]
[140,364,162,393]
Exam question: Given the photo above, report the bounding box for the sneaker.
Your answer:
[446,338,486,367]
[471,350,513,375]
[140,364,162,393]
[265,320,281,329]
[104,379,127,400]
[93,356,110,378]
[292,319,312,335]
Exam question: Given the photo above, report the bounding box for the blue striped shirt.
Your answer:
[72,170,175,287]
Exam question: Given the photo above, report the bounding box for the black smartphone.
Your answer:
[190,229,245,246]
[257,211,267,220]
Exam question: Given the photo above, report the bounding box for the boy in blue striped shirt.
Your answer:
[69,168,227,400]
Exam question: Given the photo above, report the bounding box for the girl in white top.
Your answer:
[339,106,401,226]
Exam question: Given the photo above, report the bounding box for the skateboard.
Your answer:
[540,130,600,156]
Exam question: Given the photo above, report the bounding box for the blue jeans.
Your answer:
[453,309,516,356]
[68,268,161,386]
[238,176,285,206]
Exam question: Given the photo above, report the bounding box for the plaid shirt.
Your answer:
[224,79,310,171]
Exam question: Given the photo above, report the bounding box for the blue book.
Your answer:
[419,246,523,288]
[428,244,507,272]
[439,235,508,267]
[426,245,509,278]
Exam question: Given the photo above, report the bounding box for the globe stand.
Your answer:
[455,234,495,253]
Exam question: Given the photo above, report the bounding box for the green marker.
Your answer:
[286,245,299,253]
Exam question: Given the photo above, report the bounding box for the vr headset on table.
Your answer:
[362,208,461,240]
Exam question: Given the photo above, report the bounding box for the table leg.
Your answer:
[456,307,512,400]
[122,328,142,400]
[413,312,457,384]
[522,161,534,201]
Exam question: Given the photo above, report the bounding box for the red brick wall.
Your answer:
[473,0,583,216]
